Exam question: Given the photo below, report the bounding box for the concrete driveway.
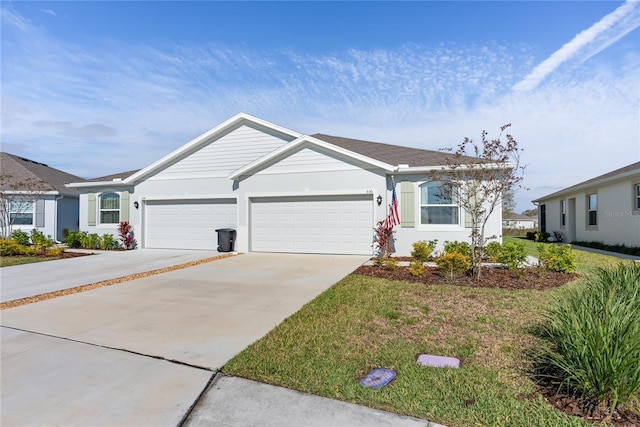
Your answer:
[1,253,368,426]
[0,249,224,302]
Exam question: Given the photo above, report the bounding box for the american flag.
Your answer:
[383,186,400,229]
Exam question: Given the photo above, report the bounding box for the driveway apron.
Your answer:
[1,253,368,426]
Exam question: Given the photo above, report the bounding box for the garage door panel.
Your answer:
[145,199,236,250]
[250,195,373,255]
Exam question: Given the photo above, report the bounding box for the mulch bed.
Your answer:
[533,384,640,426]
[354,264,578,291]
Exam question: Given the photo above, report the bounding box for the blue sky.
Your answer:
[1,1,639,211]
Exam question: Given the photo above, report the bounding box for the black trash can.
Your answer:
[215,228,236,252]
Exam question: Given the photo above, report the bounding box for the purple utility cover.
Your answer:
[359,368,396,389]
[416,354,460,368]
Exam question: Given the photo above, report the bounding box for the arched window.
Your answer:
[100,193,120,224]
[419,181,459,225]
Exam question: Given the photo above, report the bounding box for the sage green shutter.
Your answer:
[465,180,477,228]
[88,193,96,226]
[35,199,45,227]
[400,181,415,227]
[120,191,130,222]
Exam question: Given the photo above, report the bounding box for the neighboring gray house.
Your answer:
[502,213,538,230]
[67,113,505,256]
[533,162,640,247]
[0,152,83,241]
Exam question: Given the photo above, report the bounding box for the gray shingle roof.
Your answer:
[0,152,84,195]
[534,161,640,201]
[85,170,140,182]
[311,134,480,167]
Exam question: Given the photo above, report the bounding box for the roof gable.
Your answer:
[228,135,395,179]
[67,112,301,188]
[0,152,84,195]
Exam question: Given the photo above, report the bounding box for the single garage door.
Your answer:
[145,199,237,250]
[250,195,373,255]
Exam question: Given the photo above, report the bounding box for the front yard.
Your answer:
[222,239,636,427]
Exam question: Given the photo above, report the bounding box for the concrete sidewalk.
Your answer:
[185,374,442,427]
[0,248,222,302]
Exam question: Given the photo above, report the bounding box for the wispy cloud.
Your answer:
[40,9,56,17]
[0,5,638,210]
[513,0,640,92]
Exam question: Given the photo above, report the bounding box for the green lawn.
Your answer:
[223,241,633,426]
[0,256,60,267]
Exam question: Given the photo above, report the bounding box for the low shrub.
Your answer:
[526,231,550,242]
[538,263,640,414]
[0,239,38,256]
[11,230,31,246]
[497,241,527,270]
[100,234,120,250]
[30,229,55,251]
[435,252,471,279]
[484,241,502,262]
[80,233,102,250]
[383,256,399,270]
[443,241,471,258]
[64,230,85,248]
[410,240,437,263]
[47,247,66,257]
[408,260,425,276]
[538,244,577,274]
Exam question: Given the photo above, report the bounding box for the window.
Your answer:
[420,181,459,225]
[635,184,640,211]
[9,200,34,225]
[100,193,120,224]
[587,193,597,226]
[560,200,566,227]
[540,204,546,233]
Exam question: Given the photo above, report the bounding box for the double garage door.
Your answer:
[145,199,237,250]
[144,195,374,254]
[250,195,373,255]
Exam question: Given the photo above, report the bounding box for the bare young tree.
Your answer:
[429,124,525,279]
[0,174,50,239]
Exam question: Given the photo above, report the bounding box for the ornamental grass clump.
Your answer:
[538,262,640,415]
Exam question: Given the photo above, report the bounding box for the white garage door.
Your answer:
[250,195,373,255]
[145,199,236,250]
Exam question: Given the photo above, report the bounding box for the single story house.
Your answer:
[66,113,504,256]
[0,152,83,241]
[502,213,538,230]
[532,161,640,247]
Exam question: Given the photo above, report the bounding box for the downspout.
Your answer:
[54,195,63,243]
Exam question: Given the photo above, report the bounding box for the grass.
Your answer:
[222,240,637,426]
[0,255,60,267]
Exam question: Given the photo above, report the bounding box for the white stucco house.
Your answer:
[532,162,640,247]
[502,214,538,230]
[66,113,505,256]
[1,152,83,241]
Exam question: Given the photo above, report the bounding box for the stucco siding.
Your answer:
[10,195,78,242]
[147,124,293,180]
[537,176,640,247]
